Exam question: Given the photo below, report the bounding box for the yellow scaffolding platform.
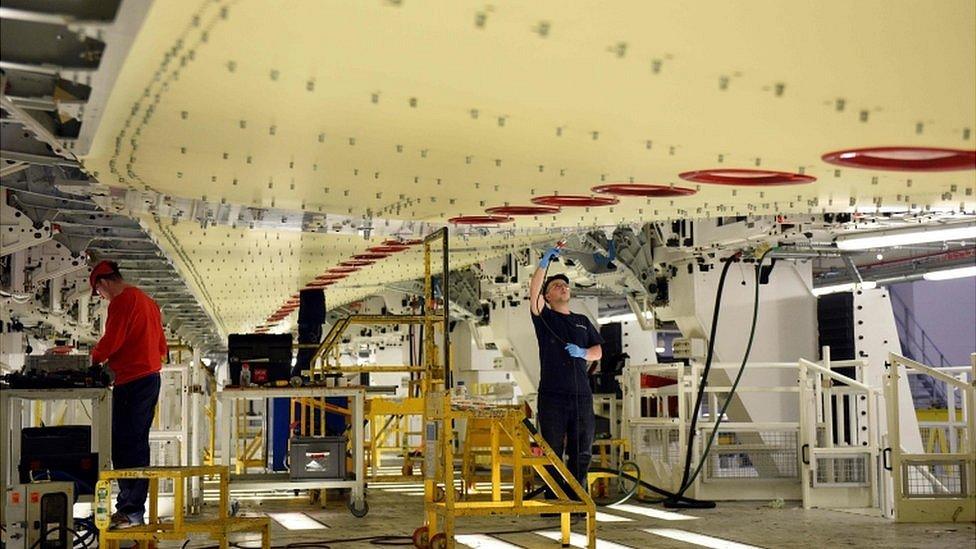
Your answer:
[419,397,596,549]
[94,465,269,549]
[367,396,426,481]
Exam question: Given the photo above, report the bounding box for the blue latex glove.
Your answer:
[565,343,587,359]
[539,247,561,268]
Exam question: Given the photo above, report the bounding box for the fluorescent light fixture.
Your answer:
[923,265,976,281]
[835,222,976,250]
[535,531,633,549]
[607,503,698,521]
[455,534,523,549]
[268,512,327,530]
[598,311,653,325]
[644,528,760,549]
[594,511,633,523]
[655,346,666,353]
[811,280,877,296]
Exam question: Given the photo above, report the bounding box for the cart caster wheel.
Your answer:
[433,486,446,502]
[429,533,447,549]
[348,499,369,518]
[412,526,430,548]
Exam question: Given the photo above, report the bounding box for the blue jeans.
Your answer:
[538,391,594,498]
[112,373,160,516]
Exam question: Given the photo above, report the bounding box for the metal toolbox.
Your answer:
[288,436,346,480]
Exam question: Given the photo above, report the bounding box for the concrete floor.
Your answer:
[168,487,976,549]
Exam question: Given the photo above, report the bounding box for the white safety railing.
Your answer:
[884,353,975,523]
[798,348,882,511]
[621,351,882,507]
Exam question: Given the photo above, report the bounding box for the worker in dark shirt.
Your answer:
[90,260,168,529]
[529,245,603,498]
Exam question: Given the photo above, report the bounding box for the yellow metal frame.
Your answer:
[203,371,218,466]
[424,396,596,549]
[367,396,426,481]
[95,465,269,549]
[234,399,265,473]
[411,229,596,549]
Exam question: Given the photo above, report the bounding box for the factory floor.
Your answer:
[155,486,976,549]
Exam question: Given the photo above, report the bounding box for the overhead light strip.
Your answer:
[811,281,877,296]
[923,265,976,281]
[835,223,976,250]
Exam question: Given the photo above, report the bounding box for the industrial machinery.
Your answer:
[2,355,109,390]
[3,481,73,549]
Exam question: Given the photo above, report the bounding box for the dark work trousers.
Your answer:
[112,373,161,516]
[537,391,594,499]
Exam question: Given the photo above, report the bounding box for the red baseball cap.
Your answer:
[89,260,119,295]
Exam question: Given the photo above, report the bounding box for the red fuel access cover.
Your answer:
[328,267,360,273]
[679,169,815,186]
[821,147,976,172]
[530,195,619,207]
[448,215,515,225]
[352,253,389,260]
[484,205,561,216]
[368,245,411,253]
[592,184,697,197]
[341,260,375,266]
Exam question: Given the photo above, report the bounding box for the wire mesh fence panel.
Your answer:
[704,430,799,481]
[902,459,967,498]
[635,427,682,465]
[814,454,870,487]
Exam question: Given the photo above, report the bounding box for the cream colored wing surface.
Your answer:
[77,0,975,330]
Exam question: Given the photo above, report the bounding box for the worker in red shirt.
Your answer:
[89,260,168,529]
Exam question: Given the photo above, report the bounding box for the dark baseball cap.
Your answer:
[542,273,570,295]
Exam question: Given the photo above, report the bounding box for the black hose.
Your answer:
[671,253,740,504]
[675,248,773,498]
[588,467,715,508]
[666,249,773,508]
[29,526,81,549]
[589,461,641,507]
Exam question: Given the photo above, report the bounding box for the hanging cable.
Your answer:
[665,248,775,508]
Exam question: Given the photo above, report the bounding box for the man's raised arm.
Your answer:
[530,245,560,316]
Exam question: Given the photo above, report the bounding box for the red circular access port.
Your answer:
[341,260,374,267]
[679,169,815,186]
[448,215,514,225]
[305,280,336,287]
[484,205,561,216]
[592,184,697,197]
[353,253,389,260]
[368,245,411,253]
[315,273,347,280]
[329,267,360,273]
[821,147,976,171]
[530,195,619,207]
